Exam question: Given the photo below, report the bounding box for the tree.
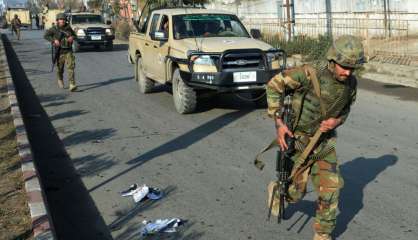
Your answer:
[88,0,104,10]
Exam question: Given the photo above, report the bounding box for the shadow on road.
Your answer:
[78,76,133,91]
[49,109,89,121]
[334,154,398,238]
[89,110,252,193]
[73,153,116,178]
[114,219,205,240]
[2,34,113,239]
[284,154,398,238]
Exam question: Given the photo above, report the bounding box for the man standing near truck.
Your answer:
[266,35,365,240]
[44,13,78,92]
[11,14,22,40]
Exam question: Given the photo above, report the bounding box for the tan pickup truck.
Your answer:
[68,12,115,51]
[128,7,286,114]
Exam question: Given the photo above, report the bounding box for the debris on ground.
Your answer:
[140,218,185,236]
[120,184,163,203]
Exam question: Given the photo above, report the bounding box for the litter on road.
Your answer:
[140,218,185,236]
[120,184,163,203]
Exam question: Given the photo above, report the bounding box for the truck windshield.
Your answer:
[172,14,250,39]
[72,15,102,24]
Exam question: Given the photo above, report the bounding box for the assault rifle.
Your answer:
[51,31,68,72]
[268,89,295,223]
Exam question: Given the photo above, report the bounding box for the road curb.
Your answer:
[0,34,55,240]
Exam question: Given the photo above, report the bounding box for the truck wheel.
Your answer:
[172,68,197,114]
[72,41,80,52]
[135,57,154,93]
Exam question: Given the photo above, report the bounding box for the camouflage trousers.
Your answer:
[56,52,76,85]
[12,27,21,40]
[287,140,344,235]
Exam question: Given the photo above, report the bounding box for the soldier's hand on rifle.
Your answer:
[67,36,74,44]
[53,39,60,47]
[320,118,342,133]
[276,119,294,151]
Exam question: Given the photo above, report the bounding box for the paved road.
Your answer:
[4,30,418,240]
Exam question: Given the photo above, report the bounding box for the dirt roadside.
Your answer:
[0,71,32,239]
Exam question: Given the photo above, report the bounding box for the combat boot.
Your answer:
[57,79,64,89]
[69,83,78,92]
[313,233,332,240]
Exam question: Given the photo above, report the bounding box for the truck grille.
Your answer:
[221,50,265,70]
[86,27,105,35]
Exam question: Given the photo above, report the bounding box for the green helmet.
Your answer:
[56,13,66,21]
[326,35,365,69]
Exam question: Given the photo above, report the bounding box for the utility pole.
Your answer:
[325,0,332,38]
[282,0,293,42]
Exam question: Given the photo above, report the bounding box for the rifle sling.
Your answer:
[255,66,325,179]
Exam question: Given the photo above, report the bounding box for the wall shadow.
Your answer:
[2,34,113,239]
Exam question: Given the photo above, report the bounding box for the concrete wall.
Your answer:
[207,0,418,35]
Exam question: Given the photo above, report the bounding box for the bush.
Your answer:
[264,34,333,62]
[114,20,131,40]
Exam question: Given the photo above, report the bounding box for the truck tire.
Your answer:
[172,68,197,114]
[72,41,81,52]
[135,56,154,93]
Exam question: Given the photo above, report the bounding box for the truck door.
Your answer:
[142,13,160,80]
[153,15,170,81]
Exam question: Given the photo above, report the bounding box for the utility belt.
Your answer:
[293,131,336,162]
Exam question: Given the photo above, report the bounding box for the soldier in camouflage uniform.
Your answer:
[266,35,365,240]
[11,14,22,40]
[44,13,78,91]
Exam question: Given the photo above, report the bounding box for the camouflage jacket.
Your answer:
[11,18,21,28]
[44,24,76,52]
[266,64,357,136]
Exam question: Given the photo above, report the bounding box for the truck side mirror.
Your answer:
[151,31,168,42]
[250,29,262,39]
[106,20,111,25]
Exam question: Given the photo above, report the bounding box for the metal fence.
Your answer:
[242,16,417,60]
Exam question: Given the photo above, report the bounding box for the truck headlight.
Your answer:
[105,28,113,36]
[76,29,86,37]
[191,55,217,73]
[267,52,280,70]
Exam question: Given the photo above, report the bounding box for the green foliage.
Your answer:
[264,34,333,62]
[114,20,131,40]
[87,0,102,10]
[112,1,121,17]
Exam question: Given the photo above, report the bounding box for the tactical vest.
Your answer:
[290,66,354,136]
[53,25,72,50]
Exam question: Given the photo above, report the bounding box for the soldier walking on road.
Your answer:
[35,14,40,30]
[11,14,22,40]
[44,13,78,92]
[266,35,365,240]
